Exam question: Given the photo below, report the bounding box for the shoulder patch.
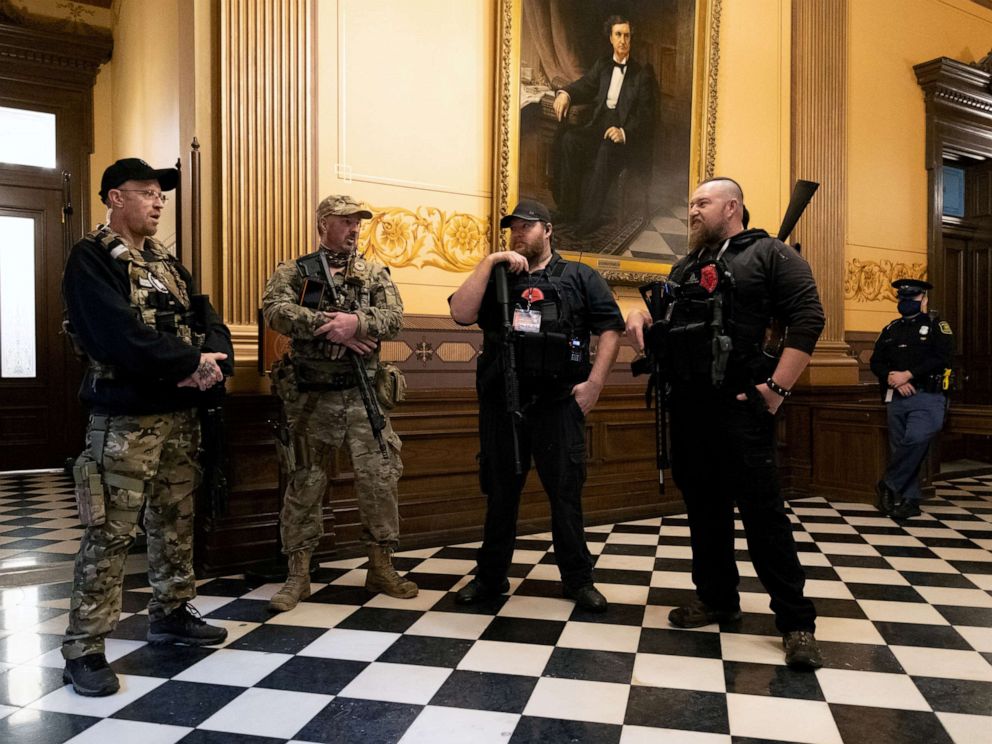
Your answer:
[939,321,952,334]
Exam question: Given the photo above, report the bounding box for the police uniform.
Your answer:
[467,251,624,593]
[869,279,952,516]
[662,228,824,635]
[61,159,233,687]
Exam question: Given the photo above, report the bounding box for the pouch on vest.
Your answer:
[374,363,407,410]
[270,355,300,402]
[72,451,106,527]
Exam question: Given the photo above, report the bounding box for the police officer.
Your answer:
[262,195,416,611]
[62,158,233,696]
[870,279,952,520]
[627,178,826,669]
[449,199,624,612]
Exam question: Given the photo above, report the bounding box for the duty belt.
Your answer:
[298,373,357,391]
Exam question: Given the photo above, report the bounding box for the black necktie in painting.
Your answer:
[613,61,626,73]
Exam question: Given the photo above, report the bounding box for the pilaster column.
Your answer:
[791,0,859,385]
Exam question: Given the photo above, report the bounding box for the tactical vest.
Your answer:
[291,250,380,373]
[483,256,589,386]
[68,226,203,380]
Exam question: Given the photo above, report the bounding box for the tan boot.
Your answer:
[365,543,418,598]
[268,548,313,612]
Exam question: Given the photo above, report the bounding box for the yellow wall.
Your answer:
[846,0,992,332]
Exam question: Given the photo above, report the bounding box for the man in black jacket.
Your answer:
[870,279,952,520]
[60,158,233,696]
[552,15,656,228]
[627,178,826,670]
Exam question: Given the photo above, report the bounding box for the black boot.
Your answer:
[456,577,510,604]
[875,480,896,515]
[890,500,922,521]
[563,583,608,613]
[147,602,228,646]
[63,653,119,697]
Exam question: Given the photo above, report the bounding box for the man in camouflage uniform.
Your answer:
[262,194,416,611]
[61,158,234,696]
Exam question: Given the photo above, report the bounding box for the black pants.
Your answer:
[669,386,816,633]
[475,387,593,590]
[555,111,625,223]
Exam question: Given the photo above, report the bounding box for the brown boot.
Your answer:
[365,543,418,598]
[268,548,312,612]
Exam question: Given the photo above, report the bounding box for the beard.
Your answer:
[688,218,727,252]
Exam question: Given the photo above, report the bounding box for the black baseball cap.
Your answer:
[99,158,179,203]
[891,278,932,298]
[499,199,551,228]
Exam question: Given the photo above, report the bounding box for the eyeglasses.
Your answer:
[117,189,168,203]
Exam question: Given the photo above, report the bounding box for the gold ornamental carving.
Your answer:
[361,207,489,272]
[844,259,928,302]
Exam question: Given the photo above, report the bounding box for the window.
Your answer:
[0,216,37,378]
[0,106,56,168]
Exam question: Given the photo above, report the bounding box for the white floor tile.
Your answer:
[364,589,446,612]
[915,586,992,608]
[558,622,640,653]
[816,668,930,710]
[299,628,400,661]
[797,552,832,567]
[599,583,650,606]
[632,652,725,692]
[398,705,519,744]
[932,547,992,562]
[605,532,659,545]
[498,595,574,621]
[264,602,358,628]
[936,712,992,744]
[889,645,992,682]
[596,554,656,572]
[511,549,546,564]
[620,726,731,744]
[405,611,493,640]
[339,661,450,705]
[172,648,292,686]
[650,571,696,589]
[62,719,190,744]
[30,673,165,716]
[198,687,333,739]
[815,542,881,557]
[857,600,949,625]
[833,567,909,585]
[885,556,958,574]
[655,545,693,559]
[413,558,478,575]
[0,704,16,721]
[814,616,885,645]
[738,593,774,615]
[457,640,552,676]
[525,563,562,581]
[523,676,630,725]
[862,534,925,547]
[718,633,784,666]
[209,619,261,648]
[956,625,992,653]
[726,693,842,744]
[803,579,854,599]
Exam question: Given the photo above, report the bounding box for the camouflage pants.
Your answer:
[280,387,403,553]
[62,409,201,660]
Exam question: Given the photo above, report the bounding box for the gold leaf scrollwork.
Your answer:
[360,207,490,272]
[844,259,928,302]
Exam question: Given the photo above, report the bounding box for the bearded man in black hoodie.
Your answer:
[626,178,826,670]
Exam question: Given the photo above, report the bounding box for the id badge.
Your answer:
[885,388,894,403]
[512,307,542,332]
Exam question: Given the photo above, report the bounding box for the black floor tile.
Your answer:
[431,591,508,615]
[510,716,621,744]
[949,560,992,574]
[653,557,694,572]
[2,538,59,550]
[307,584,375,606]
[612,524,660,535]
[818,640,905,673]
[801,565,842,581]
[601,543,657,557]
[647,587,698,608]
[227,623,326,654]
[1,517,49,527]
[0,708,99,744]
[811,597,867,619]
[625,686,729,733]
[0,605,65,631]
[429,669,537,713]
[256,655,368,695]
[543,647,635,684]
[108,614,149,641]
[178,731,285,744]
[638,627,723,659]
[590,568,653,587]
[846,584,925,603]
[111,644,215,678]
[0,632,63,664]
[935,605,992,627]
[430,546,478,561]
[873,621,971,650]
[826,554,892,569]
[112,680,244,726]
[120,591,151,614]
[571,601,645,627]
[913,676,992,715]
[513,579,564,598]
[829,703,954,744]
[724,613,777,637]
[874,545,939,559]
[308,567,354,584]
[335,607,422,634]
[399,571,463,592]
[202,599,272,623]
[723,660,824,700]
[0,664,68,707]
[294,698,422,744]
[194,577,266,597]
[377,634,473,668]
[480,616,565,646]
[899,571,978,588]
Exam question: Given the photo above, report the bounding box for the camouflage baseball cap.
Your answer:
[316,194,372,221]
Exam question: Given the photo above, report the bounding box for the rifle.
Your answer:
[494,262,523,475]
[316,251,389,460]
[631,281,674,489]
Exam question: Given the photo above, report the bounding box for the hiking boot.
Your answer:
[890,500,922,521]
[63,653,119,697]
[875,480,896,515]
[147,602,228,646]
[456,577,510,605]
[563,583,608,613]
[668,600,742,629]
[269,548,313,612]
[783,630,823,670]
[366,543,418,598]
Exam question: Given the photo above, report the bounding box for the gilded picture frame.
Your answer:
[491,0,722,285]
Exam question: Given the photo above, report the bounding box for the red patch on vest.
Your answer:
[521,287,545,303]
[700,264,718,293]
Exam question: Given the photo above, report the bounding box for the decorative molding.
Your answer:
[932,86,992,114]
[362,206,489,272]
[490,0,515,255]
[219,0,313,326]
[703,0,722,180]
[844,259,928,302]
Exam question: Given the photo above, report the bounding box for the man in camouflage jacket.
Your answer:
[262,194,416,611]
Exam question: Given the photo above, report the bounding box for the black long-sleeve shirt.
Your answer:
[869,312,953,390]
[63,233,233,414]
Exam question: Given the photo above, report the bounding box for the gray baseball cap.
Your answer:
[316,194,373,221]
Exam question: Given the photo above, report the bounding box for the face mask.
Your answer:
[898,299,922,316]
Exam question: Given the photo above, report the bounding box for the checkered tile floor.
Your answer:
[1,474,991,743]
